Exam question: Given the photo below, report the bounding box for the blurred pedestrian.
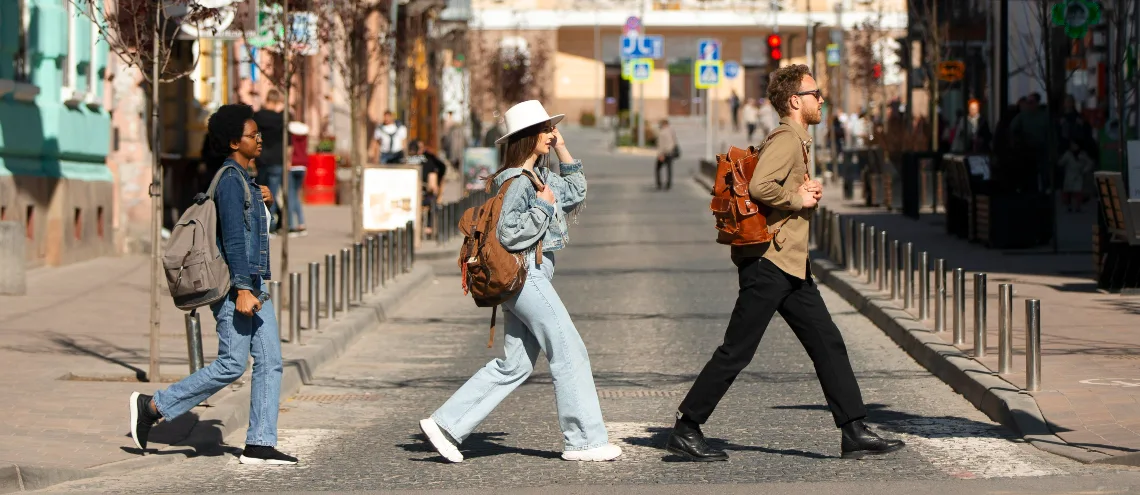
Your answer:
[286,121,309,236]
[656,119,679,190]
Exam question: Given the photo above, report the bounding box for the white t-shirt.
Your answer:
[373,123,407,154]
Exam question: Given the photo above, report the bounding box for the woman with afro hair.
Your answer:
[128,104,299,465]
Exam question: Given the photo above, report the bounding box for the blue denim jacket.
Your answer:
[215,159,272,291]
[494,159,586,253]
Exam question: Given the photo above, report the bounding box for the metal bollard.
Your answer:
[401,227,409,273]
[998,284,1013,374]
[364,236,374,295]
[380,231,389,287]
[889,239,899,299]
[353,242,364,302]
[1026,299,1042,391]
[918,251,929,319]
[386,230,395,283]
[269,280,282,328]
[371,235,380,292]
[845,218,855,271]
[339,248,350,313]
[408,220,416,268]
[877,231,887,292]
[866,226,876,284]
[184,310,205,373]
[325,254,336,320]
[974,273,987,357]
[289,272,302,344]
[903,242,913,308]
[856,222,865,275]
[953,268,966,344]
[934,259,946,332]
[308,262,319,332]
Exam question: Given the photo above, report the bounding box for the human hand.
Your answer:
[235,289,261,316]
[551,128,567,150]
[260,185,273,204]
[537,184,556,205]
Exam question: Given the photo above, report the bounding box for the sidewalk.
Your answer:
[814,198,1140,462]
[0,194,459,488]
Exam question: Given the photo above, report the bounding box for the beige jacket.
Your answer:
[731,117,814,279]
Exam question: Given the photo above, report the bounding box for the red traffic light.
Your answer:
[771,48,782,60]
[767,34,782,48]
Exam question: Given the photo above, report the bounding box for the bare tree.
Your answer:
[70,0,220,382]
[316,0,392,241]
[1102,0,1139,187]
[239,0,314,281]
[848,16,884,112]
[908,0,952,150]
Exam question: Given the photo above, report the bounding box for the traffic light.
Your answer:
[873,63,882,80]
[767,34,782,67]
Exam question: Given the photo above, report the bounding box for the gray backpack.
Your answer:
[162,164,250,311]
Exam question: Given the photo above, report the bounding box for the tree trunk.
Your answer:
[350,100,364,241]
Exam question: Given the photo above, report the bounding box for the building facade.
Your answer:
[0,0,113,268]
[467,0,907,127]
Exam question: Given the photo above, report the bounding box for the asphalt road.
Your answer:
[47,131,1140,494]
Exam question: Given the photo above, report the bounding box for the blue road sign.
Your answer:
[695,60,722,89]
[632,58,653,82]
[724,61,741,79]
[621,34,663,59]
[698,39,720,61]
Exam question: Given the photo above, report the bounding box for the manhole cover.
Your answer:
[597,389,682,399]
[290,394,379,402]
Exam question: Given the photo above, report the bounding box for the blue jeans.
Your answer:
[154,282,283,446]
[287,169,306,227]
[262,166,284,229]
[431,252,610,451]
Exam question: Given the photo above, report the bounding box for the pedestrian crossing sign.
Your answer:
[631,58,653,82]
[694,60,722,89]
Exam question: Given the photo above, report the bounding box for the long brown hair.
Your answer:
[497,122,545,173]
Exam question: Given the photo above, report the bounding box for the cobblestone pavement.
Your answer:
[45,132,1138,493]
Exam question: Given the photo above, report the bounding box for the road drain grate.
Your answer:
[597,389,683,399]
[290,394,379,402]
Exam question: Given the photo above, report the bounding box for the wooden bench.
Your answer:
[1093,172,1140,292]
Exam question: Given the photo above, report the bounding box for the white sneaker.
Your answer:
[562,443,623,461]
[419,418,463,463]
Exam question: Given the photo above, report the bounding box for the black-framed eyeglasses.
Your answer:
[243,132,262,140]
[795,89,823,100]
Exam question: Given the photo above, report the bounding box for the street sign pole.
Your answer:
[636,6,646,149]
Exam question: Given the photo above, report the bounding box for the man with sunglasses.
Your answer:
[666,65,906,462]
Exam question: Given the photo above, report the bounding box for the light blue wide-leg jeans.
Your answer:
[431,252,610,451]
[154,282,283,446]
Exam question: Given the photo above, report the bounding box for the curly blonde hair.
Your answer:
[766,64,813,118]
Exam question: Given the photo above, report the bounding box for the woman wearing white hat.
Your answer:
[419,100,622,463]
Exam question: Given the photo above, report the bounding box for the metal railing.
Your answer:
[814,206,1045,392]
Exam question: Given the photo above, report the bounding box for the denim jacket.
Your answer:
[494,159,587,253]
[215,159,272,292]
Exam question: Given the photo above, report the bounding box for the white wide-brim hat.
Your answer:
[288,121,310,136]
[495,100,564,145]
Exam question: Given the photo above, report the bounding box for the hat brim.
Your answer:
[495,114,565,145]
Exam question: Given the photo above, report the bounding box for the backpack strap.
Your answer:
[204,163,253,206]
[487,306,498,348]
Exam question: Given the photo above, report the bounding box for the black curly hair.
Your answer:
[204,103,255,168]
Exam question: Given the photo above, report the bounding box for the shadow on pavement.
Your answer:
[402,432,561,462]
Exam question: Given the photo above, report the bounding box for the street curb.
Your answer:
[4,264,435,493]
[807,255,1112,465]
[616,146,659,157]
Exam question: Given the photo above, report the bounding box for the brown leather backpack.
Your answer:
[709,129,803,246]
[458,170,544,347]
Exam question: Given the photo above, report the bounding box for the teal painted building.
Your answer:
[0,0,113,267]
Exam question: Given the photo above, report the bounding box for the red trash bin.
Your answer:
[304,153,337,205]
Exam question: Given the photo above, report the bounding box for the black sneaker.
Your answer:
[239,445,299,465]
[129,391,160,450]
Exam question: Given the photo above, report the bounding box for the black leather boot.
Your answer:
[840,420,906,459]
[665,419,729,462]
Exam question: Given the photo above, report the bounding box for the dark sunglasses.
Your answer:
[796,89,823,100]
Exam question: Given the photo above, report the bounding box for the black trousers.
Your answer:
[656,156,673,189]
[678,257,867,427]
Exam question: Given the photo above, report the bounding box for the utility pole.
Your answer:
[280,0,292,288]
[389,0,400,115]
[594,6,602,127]
[637,0,647,148]
[836,0,848,115]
